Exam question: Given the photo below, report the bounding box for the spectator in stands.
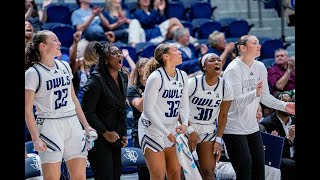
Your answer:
[103,0,146,47]
[81,42,128,179]
[127,57,150,180]
[71,0,115,42]
[174,27,208,61]
[150,0,169,19]
[173,27,208,74]
[260,103,274,118]
[25,21,35,47]
[268,48,295,95]
[25,0,53,32]
[76,41,99,104]
[25,30,95,180]
[187,53,234,180]
[222,35,295,180]
[260,91,295,180]
[208,31,236,70]
[133,0,184,44]
[256,104,266,132]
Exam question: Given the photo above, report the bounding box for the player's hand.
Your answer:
[167,133,176,143]
[188,132,199,152]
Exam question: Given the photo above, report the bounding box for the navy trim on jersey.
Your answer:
[37,63,51,71]
[178,69,184,86]
[162,67,179,82]
[201,75,220,92]
[57,60,71,76]
[190,76,198,97]
[54,61,60,69]
[222,79,225,98]
[156,69,164,92]
[31,66,41,93]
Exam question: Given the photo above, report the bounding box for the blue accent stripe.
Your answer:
[31,66,41,93]
[190,76,198,97]
[39,134,61,152]
[37,63,51,71]
[162,67,171,81]
[156,70,164,92]
[57,60,71,76]
[141,135,163,152]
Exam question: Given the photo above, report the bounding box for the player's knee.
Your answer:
[201,168,215,179]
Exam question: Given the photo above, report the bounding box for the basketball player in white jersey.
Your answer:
[25,30,95,180]
[187,53,234,180]
[222,35,295,180]
[138,43,189,180]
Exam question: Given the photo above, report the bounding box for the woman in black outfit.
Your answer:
[81,42,128,180]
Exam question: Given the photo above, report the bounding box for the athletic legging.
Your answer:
[223,131,265,180]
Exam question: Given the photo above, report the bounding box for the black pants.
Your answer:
[88,138,122,180]
[281,158,295,180]
[132,136,150,180]
[223,131,265,180]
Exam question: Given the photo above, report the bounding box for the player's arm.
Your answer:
[143,72,170,137]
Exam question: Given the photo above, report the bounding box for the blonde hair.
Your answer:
[208,31,224,48]
[83,41,99,70]
[131,57,149,86]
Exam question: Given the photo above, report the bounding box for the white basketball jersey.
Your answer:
[140,67,187,125]
[26,60,76,119]
[188,75,226,125]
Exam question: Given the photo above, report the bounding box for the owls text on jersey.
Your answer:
[28,60,76,119]
[188,75,225,125]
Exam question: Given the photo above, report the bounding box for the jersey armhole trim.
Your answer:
[190,76,198,97]
[156,69,164,92]
[31,66,41,94]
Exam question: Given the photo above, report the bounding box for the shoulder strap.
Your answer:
[156,69,164,92]
[190,76,198,97]
[31,66,41,94]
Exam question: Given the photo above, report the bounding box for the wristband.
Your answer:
[215,136,222,145]
[186,126,195,135]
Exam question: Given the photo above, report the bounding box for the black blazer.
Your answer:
[260,112,295,159]
[82,69,128,139]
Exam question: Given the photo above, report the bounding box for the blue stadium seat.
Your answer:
[181,21,194,37]
[226,37,239,44]
[260,58,275,69]
[225,19,254,38]
[25,141,36,154]
[25,155,42,179]
[168,1,187,21]
[189,2,217,20]
[121,147,146,174]
[260,39,284,59]
[50,24,75,48]
[198,20,222,39]
[140,44,157,58]
[46,5,72,25]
